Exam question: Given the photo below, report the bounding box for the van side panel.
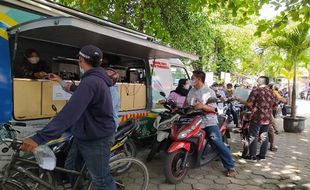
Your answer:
[0,33,12,123]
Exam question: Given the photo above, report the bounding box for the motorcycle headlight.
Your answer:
[177,128,192,139]
[177,124,197,139]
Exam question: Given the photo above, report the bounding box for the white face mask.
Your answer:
[184,84,190,90]
[190,80,196,86]
[214,87,219,91]
[79,67,85,76]
[28,57,40,64]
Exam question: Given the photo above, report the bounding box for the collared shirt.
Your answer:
[248,86,277,125]
[187,85,218,127]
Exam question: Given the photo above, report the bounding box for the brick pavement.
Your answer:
[143,100,310,190]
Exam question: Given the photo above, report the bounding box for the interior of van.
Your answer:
[8,16,198,121]
[11,37,147,120]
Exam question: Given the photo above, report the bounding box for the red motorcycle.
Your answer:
[163,107,229,184]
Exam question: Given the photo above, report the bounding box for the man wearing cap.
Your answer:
[21,45,117,189]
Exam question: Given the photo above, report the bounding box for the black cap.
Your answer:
[79,45,103,67]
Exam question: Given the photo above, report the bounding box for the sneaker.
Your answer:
[226,168,237,177]
[269,146,278,152]
[256,155,266,161]
[242,155,257,162]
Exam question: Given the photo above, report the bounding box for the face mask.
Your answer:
[184,84,190,90]
[214,87,219,91]
[28,57,40,64]
[79,67,85,76]
[190,80,196,86]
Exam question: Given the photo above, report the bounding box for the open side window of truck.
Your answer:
[6,16,198,121]
[170,65,190,87]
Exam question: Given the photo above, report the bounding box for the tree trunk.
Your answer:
[291,62,297,118]
[287,79,291,105]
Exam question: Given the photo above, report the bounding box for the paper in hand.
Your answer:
[233,87,251,100]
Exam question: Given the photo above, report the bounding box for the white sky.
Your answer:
[259,4,285,20]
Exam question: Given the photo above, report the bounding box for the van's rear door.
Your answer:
[8,16,199,60]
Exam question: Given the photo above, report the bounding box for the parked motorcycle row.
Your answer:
[1,94,254,187]
[145,92,239,183]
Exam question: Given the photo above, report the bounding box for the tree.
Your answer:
[255,0,310,37]
[56,0,221,70]
[270,23,310,118]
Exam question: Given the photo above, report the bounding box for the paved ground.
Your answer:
[142,100,310,190]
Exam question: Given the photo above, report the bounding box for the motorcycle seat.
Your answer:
[115,119,136,139]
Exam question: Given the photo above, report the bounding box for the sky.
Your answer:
[259,4,285,20]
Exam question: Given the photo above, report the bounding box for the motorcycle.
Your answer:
[163,105,228,184]
[50,118,139,165]
[239,108,252,158]
[146,92,181,162]
[47,105,138,164]
[222,98,243,127]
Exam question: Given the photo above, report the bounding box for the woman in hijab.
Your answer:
[160,78,190,108]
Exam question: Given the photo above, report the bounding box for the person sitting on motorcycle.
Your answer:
[159,78,190,108]
[187,70,236,177]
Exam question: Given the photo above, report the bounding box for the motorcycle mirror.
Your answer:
[160,91,166,98]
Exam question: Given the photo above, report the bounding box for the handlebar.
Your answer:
[0,122,25,151]
[6,122,27,127]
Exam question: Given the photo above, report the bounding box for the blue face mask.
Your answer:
[79,67,85,76]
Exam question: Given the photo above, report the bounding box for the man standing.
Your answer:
[21,45,117,190]
[238,76,277,161]
[187,70,236,177]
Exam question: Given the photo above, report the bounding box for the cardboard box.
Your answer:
[119,83,135,111]
[42,81,67,117]
[133,84,146,109]
[13,80,41,119]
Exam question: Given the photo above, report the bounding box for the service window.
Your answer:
[170,66,189,87]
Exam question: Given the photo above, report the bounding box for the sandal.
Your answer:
[269,147,278,152]
[226,169,237,177]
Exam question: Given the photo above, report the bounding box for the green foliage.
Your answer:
[55,0,265,72]
[55,0,309,78]
[255,0,310,37]
[263,23,310,117]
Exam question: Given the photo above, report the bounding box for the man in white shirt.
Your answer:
[187,70,236,177]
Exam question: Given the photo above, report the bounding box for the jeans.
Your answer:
[65,136,117,190]
[204,125,235,170]
[230,103,239,127]
[248,122,269,158]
